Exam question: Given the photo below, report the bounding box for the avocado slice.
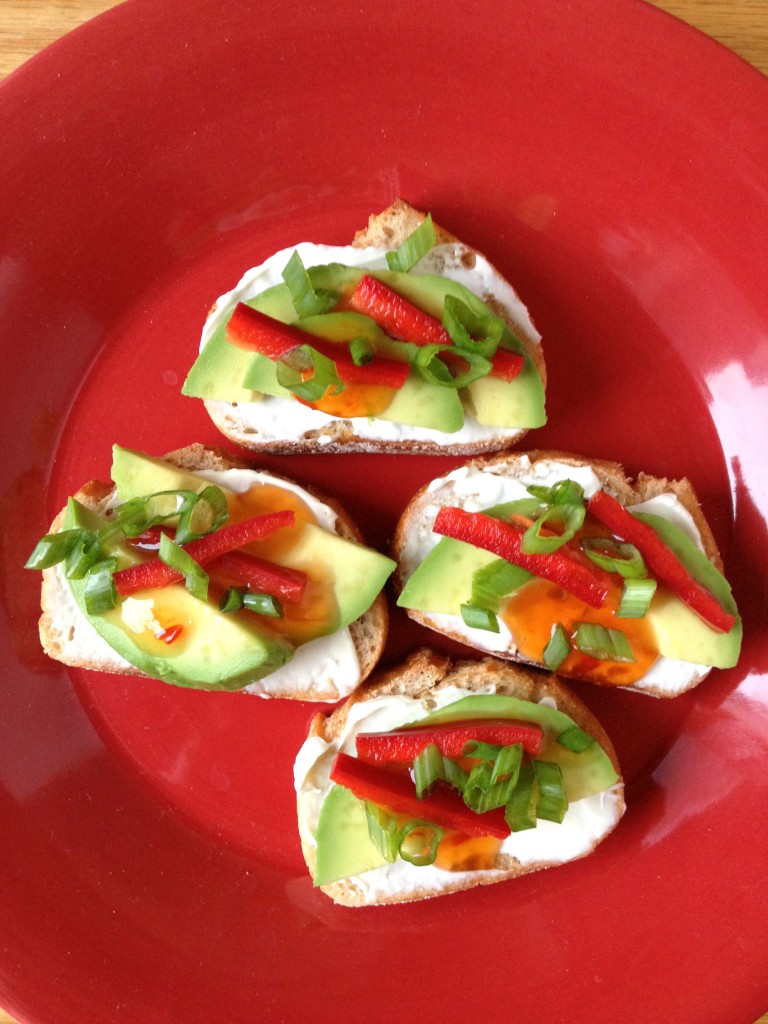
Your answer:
[310,694,618,884]
[313,783,388,886]
[634,511,741,667]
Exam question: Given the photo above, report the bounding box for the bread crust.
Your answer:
[298,648,624,906]
[38,444,388,698]
[392,449,725,698]
[200,199,546,455]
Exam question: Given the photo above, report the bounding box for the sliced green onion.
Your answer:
[527,478,585,508]
[573,622,636,663]
[84,557,117,615]
[616,576,657,618]
[349,336,374,366]
[113,487,229,545]
[413,742,445,798]
[521,501,586,554]
[462,743,523,811]
[412,344,491,389]
[177,486,229,545]
[470,558,531,611]
[158,534,208,601]
[442,757,470,793]
[556,725,595,754]
[505,762,536,832]
[397,819,443,866]
[442,294,504,360]
[462,740,502,762]
[491,743,523,786]
[219,587,245,613]
[580,536,647,578]
[25,529,85,570]
[543,623,572,671]
[275,344,344,402]
[282,250,338,316]
[385,212,436,272]
[460,603,500,633]
[242,592,284,618]
[64,530,103,580]
[462,759,494,811]
[364,802,401,862]
[533,760,569,823]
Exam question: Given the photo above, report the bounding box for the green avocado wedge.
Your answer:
[181,259,546,433]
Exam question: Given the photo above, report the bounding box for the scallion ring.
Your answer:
[385,213,436,272]
[580,536,647,578]
[616,576,657,618]
[282,249,338,316]
[573,622,636,663]
[158,534,209,601]
[276,344,345,402]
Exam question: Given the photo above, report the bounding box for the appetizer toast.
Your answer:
[182,199,547,454]
[394,450,741,697]
[295,649,625,905]
[31,444,394,699]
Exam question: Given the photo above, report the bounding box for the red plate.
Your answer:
[2,1,767,1022]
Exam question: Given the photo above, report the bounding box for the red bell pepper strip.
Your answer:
[113,510,295,596]
[209,550,307,603]
[489,348,524,381]
[355,719,543,764]
[349,275,524,382]
[226,303,410,390]
[329,753,510,839]
[587,490,737,633]
[433,506,609,609]
[349,274,452,346]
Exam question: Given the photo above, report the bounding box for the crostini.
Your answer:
[294,649,624,905]
[182,199,546,454]
[27,444,394,698]
[394,451,741,697]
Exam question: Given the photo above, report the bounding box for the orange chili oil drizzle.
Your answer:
[501,520,659,686]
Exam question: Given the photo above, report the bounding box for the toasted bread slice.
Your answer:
[38,443,389,700]
[393,450,739,698]
[295,648,625,905]
[200,199,546,454]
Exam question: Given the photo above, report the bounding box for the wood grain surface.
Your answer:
[0,2,766,1024]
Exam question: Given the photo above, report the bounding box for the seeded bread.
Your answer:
[392,449,728,698]
[202,198,546,455]
[296,648,624,906]
[38,443,389,699]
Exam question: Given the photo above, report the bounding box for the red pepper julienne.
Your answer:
[226,303,410,390]
[433,506,610,609]
[112,509,296,597]
[349,275,524,382]
[587,490,737,633]
[355,719,543,764]
[210,550,308,603]
[330,752,511,839]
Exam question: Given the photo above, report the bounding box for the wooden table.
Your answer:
[0,2,766,1023]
